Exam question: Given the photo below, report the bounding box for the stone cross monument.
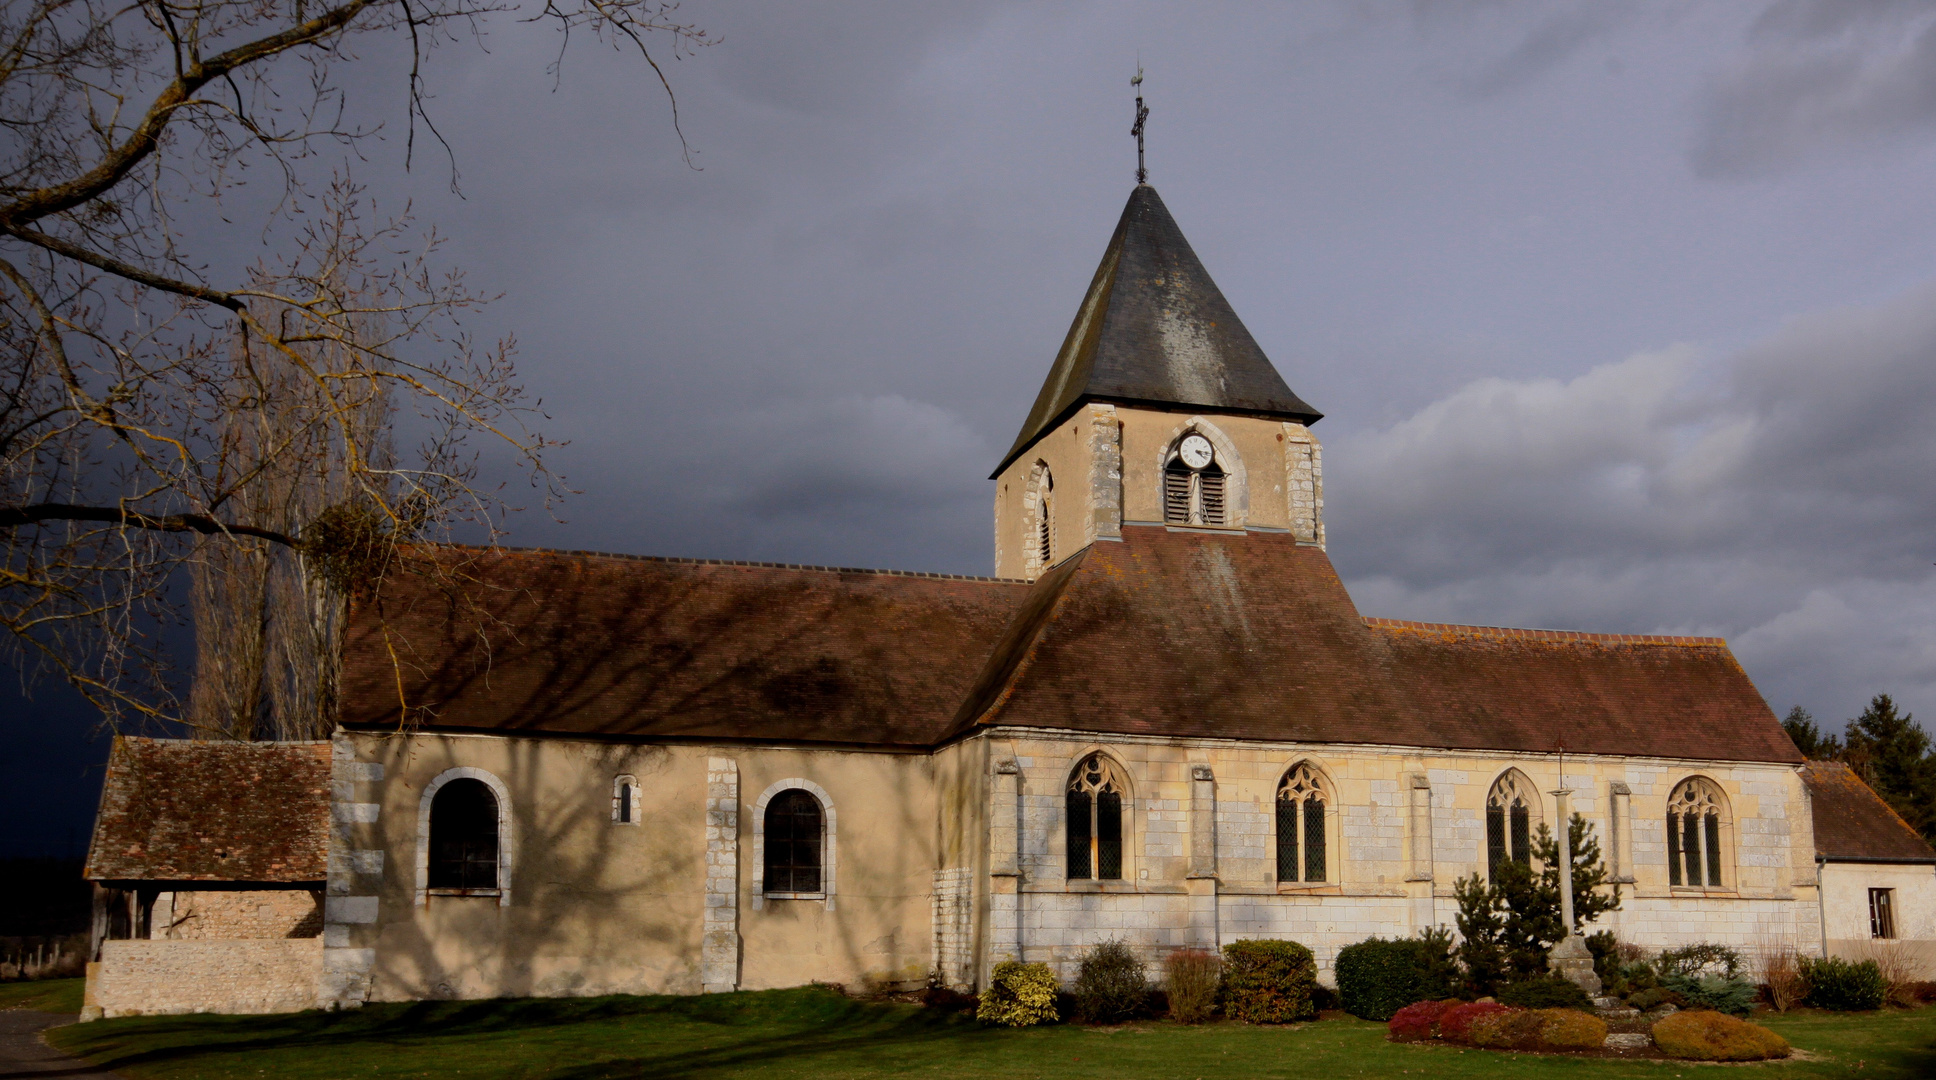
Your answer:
[1547,775,1602,995]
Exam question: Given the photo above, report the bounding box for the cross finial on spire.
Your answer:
[1131,66,1149,184]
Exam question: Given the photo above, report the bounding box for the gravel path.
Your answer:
[0,1012,119,1080]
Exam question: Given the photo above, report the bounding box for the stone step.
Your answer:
[1596,1007,1642,1021]
[1604,1033,1652,1051]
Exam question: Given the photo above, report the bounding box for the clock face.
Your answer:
[1178,434,1214,469]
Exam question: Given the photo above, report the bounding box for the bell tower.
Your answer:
[992,184,1326,580]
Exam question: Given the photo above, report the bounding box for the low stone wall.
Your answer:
[87,938,323,1018]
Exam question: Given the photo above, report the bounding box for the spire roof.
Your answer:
[995,184,1321,476]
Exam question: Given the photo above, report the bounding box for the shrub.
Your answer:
[1800,955,1887,1011]
[1858,941,1930,1008]
[1220,939,1317,1023]
[1163,948,1220,1024]
[1652,1009,1790,1061]
[1497,976,1593,1009]
[1468,1007,1542,1050]
[1072,939,1147,1024]
[1536,1008,1609,1050]
[1664,973,1756,1017]
[1626,986,1682,1011]
[1657,943,1740,979]
[1386,998,1459,1042]
[1758,944,1804,1013]
[977,961,1059,1027]
[1586,931,1620,988]
[1335,931,1459,1021]
[1438,1000,1513,1044]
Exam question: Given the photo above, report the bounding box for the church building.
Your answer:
[81,184,1935,1017]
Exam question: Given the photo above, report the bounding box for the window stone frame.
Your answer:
[416,767,514,907]
[751,777,837,911]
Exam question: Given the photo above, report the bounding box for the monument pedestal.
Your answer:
[1547,933,1602,996]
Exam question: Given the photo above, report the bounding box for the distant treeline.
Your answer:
[1784,694,1936,843]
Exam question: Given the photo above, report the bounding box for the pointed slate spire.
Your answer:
[995,185,1321,477]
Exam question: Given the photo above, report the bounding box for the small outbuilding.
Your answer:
[81,737,331,1019]
[1802,761,1936,967]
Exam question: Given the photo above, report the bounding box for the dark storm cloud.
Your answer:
[1692,0,1936,178]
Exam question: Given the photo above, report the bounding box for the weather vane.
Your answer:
[1131,65,1150,184]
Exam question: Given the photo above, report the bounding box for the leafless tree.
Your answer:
[0,0,709,732]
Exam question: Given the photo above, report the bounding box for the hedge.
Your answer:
[1221,939,1317,1023]
[977,961,1059,1027]
[1334,936,1457,1021]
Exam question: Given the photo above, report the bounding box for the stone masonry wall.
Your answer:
[90,939,323,1017]
[152,890,322,940]
[931,867,974,990]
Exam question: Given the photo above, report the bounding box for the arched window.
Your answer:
[612,774,640,825]
[1066,754,1126,880]
[1487,771,1538,878]
[1275,762,1329,883]
[1163,432,1227,526]
[428,778,499,891]
[1667,777,1729,888]
[763,789,824,895]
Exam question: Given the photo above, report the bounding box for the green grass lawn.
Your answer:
[0,977,84,1013]
[38,987,1936,1080]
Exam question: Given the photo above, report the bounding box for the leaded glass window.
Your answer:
[429,778,500,891]
[1486,772,1536,880]
[1667,778,1728,889]
[1067,755,1126,880]
[1276,763,1329,883]
[763,789,824,894]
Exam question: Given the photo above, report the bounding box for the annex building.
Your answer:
[82,185,1936,1017]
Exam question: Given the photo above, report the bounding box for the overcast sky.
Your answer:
[8,0,1936,853]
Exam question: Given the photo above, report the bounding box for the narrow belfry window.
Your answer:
[1667,778,1728,888]
[1486,772,1535,880]
[429,778,499,891]
[619,783,632,822]
[763,789,824,894]
[1037,474,1054,567]
[1067,754,1126,880]
[612,774,640,825]
[1276,763,1329,883]
[1163,433,1227,526]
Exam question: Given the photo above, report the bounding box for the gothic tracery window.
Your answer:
[1487,771,1536,879]
[1163,432,1227,527]
[1275,762,1329,883]
[1667,777,1728,888]
[1066,754,1125,880]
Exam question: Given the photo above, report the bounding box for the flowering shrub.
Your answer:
[976,961,1059,1027]
[1386,998,1460,1042]
[1437,1000,1513,1043]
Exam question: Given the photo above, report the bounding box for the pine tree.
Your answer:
[1782,706,1841,760]
[1451,813,1620,995]
[1843,694,1936,841]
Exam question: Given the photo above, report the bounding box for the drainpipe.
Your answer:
[1815,854,1829,959]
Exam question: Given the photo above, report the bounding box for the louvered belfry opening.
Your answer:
[764,789,824,894]
[1486,772,1535,880]
[1276,763,1328,883]
[429,778,499,891]
[1067,754,1125,880]
[1036,472,1053,567]
[1667,777,1726,888]
[1162,434,1229,527]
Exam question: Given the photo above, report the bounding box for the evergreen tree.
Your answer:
[1451,813,1620,995]
[1782,706,1842,760]
[1842,694,1936,841]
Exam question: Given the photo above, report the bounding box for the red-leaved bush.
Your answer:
[1387,999,1460,1041]
[1438,1001,1515,1044]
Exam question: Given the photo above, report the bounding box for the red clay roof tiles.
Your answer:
[85,737,331,882]
[1802,761,1936,863]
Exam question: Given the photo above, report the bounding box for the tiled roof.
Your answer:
[85,737,331,882]
[337,548,1030,745]
[1802,761,1936,863]
[952,527,1803,763]
[997,184,1321,476]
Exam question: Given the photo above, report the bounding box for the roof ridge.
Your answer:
[485,545,1027,584]
[1363,616,1726,647]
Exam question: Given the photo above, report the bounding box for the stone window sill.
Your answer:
[1062,881,1136,893]
[1669,886,1736,897]
[1276,884,1341,895]
[427,887,500,898]
[763,891,826,901]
